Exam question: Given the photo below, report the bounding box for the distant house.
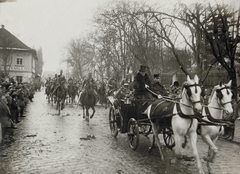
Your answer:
[0,25,37,83]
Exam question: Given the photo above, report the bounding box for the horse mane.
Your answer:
[178,81,190,98]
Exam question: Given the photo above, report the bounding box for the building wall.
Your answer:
[1,50,36,82]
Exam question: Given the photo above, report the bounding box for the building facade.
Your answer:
[0,25,37,83]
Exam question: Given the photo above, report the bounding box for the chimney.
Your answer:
[1,25,4,28]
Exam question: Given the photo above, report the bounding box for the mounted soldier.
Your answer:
[52,70,67,94]
[80,72,98,120]
[81,72,98,98]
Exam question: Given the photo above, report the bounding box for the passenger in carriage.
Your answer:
[114,82,133,100]
[106,76,118,96]
[133,65,153,100]
[151,73,169,98]
[113,82,134,118]
[170,81,181,98]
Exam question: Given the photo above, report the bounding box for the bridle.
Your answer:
[184,83,202,105]
[216,86,232,108]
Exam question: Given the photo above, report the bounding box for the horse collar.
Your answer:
[204,107,226,124]
[176,102,195,119]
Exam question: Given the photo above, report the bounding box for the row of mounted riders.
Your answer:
[44,78,109,107]
[108,75,237,174]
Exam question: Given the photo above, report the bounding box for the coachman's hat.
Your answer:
[154,74,160,78]
[139,65,147,72]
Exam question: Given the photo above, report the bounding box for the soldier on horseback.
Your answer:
[52,70,67,94]
[81,72,98,98]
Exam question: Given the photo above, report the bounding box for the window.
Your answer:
[16,54,23,65]
[17,58,22,65]
[16,76,22,83]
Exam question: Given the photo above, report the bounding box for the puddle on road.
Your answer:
[80,135,96,140]
[23,134,37,138]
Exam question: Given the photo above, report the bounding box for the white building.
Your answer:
[0,25,37,83]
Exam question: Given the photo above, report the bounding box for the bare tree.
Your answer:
[94,1,164,80]
[35,47,44,76]
[64,38,95,79]
[184,3,240,97]
[0,34,14,76]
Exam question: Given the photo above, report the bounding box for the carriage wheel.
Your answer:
[127,118,139,150]
[163,127,175,149]
[109,106,118,137]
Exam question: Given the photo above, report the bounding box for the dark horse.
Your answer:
[45,84,52,103]
[68,84,78,104]
[55,85,67,115]
[80,83,97,121]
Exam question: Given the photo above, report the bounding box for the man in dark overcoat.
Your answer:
[133,65,152,99]
[151,73,169,97]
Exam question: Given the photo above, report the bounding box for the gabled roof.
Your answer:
[0,25,32,50]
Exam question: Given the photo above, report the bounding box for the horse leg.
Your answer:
[86,107,90,122]
[82,105,85,119]
[189,131,205,174]
[90,106,95,119]
[173,133,182,159]
[72,95,74,105]
[202,135,218,163]
[150,121,164,161]
[61,99,65,110]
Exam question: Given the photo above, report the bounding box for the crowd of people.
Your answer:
[0,77,36,143]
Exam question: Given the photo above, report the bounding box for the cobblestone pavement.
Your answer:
[0,90,240,174]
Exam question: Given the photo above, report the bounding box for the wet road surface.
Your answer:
[0,90,240,174]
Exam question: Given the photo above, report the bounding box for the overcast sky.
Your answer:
[0,0,239,73]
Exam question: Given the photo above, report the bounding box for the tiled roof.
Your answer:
[0,25,32,50]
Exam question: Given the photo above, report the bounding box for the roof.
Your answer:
[0,25,32,50]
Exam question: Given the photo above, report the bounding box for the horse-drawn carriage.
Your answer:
[108,89,175,151]
[108,75,235,174]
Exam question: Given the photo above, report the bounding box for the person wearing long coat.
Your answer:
[133,65,152,100]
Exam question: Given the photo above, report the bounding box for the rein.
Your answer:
[146,87,196,109]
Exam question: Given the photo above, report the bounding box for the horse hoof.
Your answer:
[203,156,213,163]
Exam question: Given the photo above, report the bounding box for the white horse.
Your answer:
[146,75,204,174]
[200,80,233,163]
